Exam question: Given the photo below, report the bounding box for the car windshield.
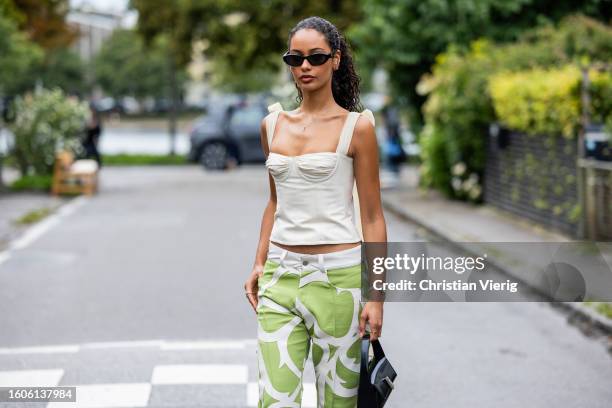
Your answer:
[230,106,261,129]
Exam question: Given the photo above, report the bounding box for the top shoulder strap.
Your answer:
[265,102,284,147]
[360,108,375,126]
[267,102,283,113]
[336,109,376,155]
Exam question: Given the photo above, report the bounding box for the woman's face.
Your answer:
[288,28,340,91]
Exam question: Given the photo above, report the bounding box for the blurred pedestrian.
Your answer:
[381,100,406,176]
[84,103,102,168]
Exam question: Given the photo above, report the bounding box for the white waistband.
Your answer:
[267,241,362,270]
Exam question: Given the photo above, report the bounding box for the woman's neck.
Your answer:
[298,85,338,115]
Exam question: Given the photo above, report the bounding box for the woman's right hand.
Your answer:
[244,264,264,313]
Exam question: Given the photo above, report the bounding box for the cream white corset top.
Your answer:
[264,102,375,245]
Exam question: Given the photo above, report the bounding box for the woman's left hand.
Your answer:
[359,301,384,341]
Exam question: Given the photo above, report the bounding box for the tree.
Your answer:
[12,0,78,52]
[31,48,86,96]
[93,29,186,101]
[0,12,43,96]
[131,0,365,86]
[129,0,366,152]
[349,0,612,132]
[129,0,197,155]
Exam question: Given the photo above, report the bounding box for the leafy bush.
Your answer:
[417,14,612,201]
[489,65,612,139]
[417,40,496,202]
[9,174,53,192]
[8,88,88,176]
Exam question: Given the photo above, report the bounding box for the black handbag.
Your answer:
[357,333,397,407]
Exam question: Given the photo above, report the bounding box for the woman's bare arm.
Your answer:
[252,117,277,268]
[351,114,387,340]
[352,115,387,243]
[245,116,277,312]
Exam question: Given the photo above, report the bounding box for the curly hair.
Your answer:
[287,16,363,112]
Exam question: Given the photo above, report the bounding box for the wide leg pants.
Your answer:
[256,241,365,408]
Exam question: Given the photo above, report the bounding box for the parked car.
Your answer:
[187,100,268,170]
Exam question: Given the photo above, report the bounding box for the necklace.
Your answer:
[300,113,326,132]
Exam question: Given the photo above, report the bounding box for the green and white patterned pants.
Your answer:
[256,242,365,408]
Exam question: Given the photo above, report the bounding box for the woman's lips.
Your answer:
[300,76,315,82]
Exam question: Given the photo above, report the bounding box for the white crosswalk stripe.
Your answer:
[160,340,246,350]
[0,369,64,387]
[0,339,322,407]
[151,364,248,385]
[46,383,151,408]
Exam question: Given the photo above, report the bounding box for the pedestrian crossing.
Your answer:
[0,338,319,407]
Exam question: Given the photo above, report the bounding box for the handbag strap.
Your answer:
[359,334,387,402]
[359,333,373,406]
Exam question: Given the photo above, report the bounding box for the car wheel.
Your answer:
[199,142,230,170]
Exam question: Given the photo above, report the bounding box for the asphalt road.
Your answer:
[0,164,610,407]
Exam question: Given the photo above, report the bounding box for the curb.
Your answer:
[381,194,612,336]
[0,195,88,265]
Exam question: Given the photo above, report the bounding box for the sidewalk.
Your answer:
[0,166,72,252]
[380,164,612,334]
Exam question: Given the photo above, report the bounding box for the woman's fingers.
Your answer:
[359,309,367,338]
[246,293,257,312]
[244,274,259,313]
[370,318,382,341]
[363,303,383,341]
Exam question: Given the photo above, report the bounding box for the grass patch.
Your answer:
[14,207,53,225]
[103,154,189,166]
[583,301,612,319]
[9,174,53,192]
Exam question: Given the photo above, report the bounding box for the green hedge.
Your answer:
[417,14,612,202]
[489,65,612,139]
[103,154,188,165]
[8,174,53,192]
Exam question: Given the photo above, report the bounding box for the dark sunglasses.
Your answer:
[282,51,333,67]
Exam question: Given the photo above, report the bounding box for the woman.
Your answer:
[244,16,387,408]
[84,103,103,168]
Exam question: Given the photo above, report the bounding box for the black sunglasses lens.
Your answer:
[307,54,329,66]
[283,54,303,66]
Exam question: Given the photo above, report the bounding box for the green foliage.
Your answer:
[489,65,612,138]
[0,11,43,96]
[0,6,85,97]
[418,123,452,196]
[32,48,86,95]
[417,39,496,202]
[103,154,188,165]
[7,88,89,176]
[130,0,363,91]
[93,29,187,100]
[8,174,52,192]
[583,301,612,319]
[350,0,612,130]
[489,66,580,138]
[417,14,612,202]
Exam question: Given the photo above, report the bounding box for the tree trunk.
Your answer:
[0,153,5,193]
[168,51,178,157]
